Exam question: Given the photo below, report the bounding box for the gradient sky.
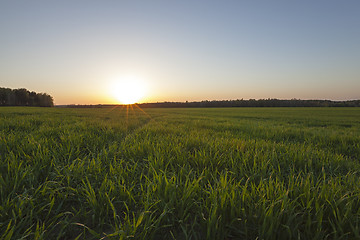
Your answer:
[1,1,359,105]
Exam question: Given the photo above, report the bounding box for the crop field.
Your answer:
[1,107,360,239]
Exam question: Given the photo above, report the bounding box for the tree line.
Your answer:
[138,99,360,108]
[0,87,54,107]
[63,98,360,108]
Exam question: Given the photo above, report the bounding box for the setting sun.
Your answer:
[110,77,147,104]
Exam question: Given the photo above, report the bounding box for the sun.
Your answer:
[110,76,147,104]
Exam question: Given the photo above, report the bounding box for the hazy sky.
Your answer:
[1,1,359,104]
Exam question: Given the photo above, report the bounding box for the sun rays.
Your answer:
[100,103,152,130]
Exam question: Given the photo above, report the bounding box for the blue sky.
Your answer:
[0,1,359,104]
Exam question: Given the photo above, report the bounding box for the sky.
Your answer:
[0,1,359,105]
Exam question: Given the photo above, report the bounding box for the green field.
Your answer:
[1,107,360,239]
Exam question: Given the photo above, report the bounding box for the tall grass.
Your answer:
[0,107,360,239]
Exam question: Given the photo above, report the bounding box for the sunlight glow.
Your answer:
[110,76,147,104]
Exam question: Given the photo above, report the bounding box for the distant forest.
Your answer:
[64,99,360,108]
[0,87,54,107]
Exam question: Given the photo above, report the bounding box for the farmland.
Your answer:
[1,107,360,239]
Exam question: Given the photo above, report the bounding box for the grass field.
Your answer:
[1,106,360,239]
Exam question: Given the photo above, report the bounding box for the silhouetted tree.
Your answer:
[14,88,29,106]
[28,91,37,106]
[0,87,54,107]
